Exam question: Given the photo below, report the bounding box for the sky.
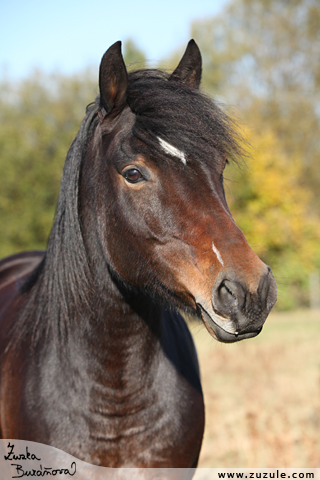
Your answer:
[1,0,229,80]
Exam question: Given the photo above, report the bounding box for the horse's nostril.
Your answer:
[214,279,246,317]
[219,281,237,303]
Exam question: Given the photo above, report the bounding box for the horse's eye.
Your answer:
[123,168,143,183]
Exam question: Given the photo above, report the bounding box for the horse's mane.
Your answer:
[9,102,100,349]
[9,69,243,350]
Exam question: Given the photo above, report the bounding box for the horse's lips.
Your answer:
[197,304,262,343]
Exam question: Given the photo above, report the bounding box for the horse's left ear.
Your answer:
[169,39,202,89]
[99,41,128,118]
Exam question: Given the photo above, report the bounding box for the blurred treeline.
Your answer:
[0,0,319,310]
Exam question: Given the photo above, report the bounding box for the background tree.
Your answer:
[0,70,96,258]
[225,127,320,309]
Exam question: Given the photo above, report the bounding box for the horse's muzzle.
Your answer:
[197,267,277,343]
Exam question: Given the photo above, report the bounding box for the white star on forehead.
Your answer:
[158,137,187,165]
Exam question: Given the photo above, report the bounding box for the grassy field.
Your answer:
[188,309,320,468]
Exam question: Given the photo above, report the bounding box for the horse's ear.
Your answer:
[169,39,202,89]
[99,41,128,118]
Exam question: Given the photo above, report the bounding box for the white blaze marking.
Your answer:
[158,137,187,165]
[212,242,224,266]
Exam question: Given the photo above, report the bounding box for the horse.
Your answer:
[0,40,277,469]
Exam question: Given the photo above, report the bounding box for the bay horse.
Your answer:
[0,40,277,468]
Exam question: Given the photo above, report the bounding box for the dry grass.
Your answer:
[188,309,320,468]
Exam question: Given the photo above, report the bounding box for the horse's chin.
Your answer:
[197,304,262,343]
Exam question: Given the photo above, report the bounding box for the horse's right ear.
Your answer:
[99,41,128,119]
[169,39,202,89]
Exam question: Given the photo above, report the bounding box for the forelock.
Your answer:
[126,69,244,166]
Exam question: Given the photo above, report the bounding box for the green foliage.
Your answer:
[226,128,320,310]
[0,70,96,258]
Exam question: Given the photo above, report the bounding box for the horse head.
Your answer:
[81,40,277,344]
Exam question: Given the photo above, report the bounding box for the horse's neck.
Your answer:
[87,295,161,382]
[56,271,163,403]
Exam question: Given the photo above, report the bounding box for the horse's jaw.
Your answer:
[196,303,262,344]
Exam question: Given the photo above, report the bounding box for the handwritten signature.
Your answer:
[4,442,77,478]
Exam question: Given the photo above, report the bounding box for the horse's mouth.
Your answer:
[197,304,262,343]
